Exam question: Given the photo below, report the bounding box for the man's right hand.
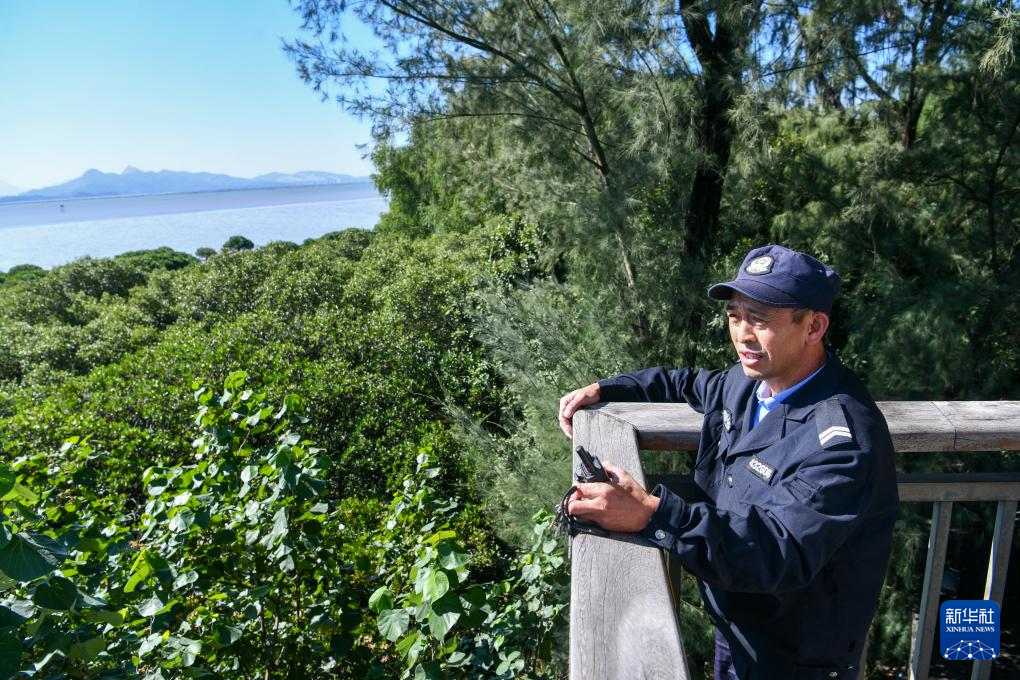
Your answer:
[558,383,601,438]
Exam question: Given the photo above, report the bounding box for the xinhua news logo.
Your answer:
[940,600,1000,661]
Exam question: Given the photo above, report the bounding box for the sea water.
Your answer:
[0,183,387,270]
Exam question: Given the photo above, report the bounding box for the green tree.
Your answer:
[222,235,255,252]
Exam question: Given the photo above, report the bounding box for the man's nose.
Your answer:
[735,320,757,344]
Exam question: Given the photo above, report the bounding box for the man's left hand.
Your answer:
[567,461,660,533]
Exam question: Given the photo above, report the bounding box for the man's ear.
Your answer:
[806,311,829,345]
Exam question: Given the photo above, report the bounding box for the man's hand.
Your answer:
[567,462,660,533]
[558,382,601,438]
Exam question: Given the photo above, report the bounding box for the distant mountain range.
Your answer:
[0,179,22,197]
[0,167,370,203]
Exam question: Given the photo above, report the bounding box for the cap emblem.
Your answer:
[745,256,774,275]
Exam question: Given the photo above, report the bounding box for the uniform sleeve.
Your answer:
[597,366,724,414]
[640,445,878,593]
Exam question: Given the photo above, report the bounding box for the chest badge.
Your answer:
[722,408,734,432]
[747,455,775,483]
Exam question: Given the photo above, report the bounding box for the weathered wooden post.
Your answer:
[569,406,691,680]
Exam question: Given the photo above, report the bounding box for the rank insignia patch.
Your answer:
[722,408,734,432]
[816,398,854,448]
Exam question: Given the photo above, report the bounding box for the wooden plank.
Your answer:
[910,501,954,680]
[593,403,702,451]
[934,401,1020,451]
[570,409,690,680]
[878,401,957,452]
[652,473,1020,503]
[896,475,1020,502]
[585,401,1020,453]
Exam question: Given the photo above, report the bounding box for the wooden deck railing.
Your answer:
[569,401,1020,680]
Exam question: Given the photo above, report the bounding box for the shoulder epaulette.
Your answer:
[816,397,854,448]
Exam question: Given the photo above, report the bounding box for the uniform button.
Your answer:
[654,529,666,540]
[726,475,734,487]
[827,673,838,678]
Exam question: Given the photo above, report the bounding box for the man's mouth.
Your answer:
[739,351,765,365]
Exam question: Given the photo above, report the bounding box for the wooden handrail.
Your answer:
[569,401,1020,680]
[588,401,1020,452]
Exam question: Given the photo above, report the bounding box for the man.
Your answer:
[558,244,899,680]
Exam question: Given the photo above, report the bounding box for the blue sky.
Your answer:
[0,1,378,191]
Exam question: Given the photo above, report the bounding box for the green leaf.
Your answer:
[224,370,248,390]
[145,552,173,582]
[138,632,163,657]
[446,650,470,667]
[0,533,66,581]
[424,570,450,601]
[413,661,444,680]
[395,630,421,660]
[6,599,35,621]
[169,508,195,532]
[437,542,470,570]
[248,584,271,599]
[377,607,410,642]
[498,649,525,674]
[173,569,199,590]
[266,507,288,545]
[426,592,462,640]
[459,586,489,628]
[68,635,106,661]
[175,636,201,666]
[2,482,37,504]
[164,635,201,666]
[0,467,15,498]
[0,603,29,627]
[82,608,123,625]
[32,576,79,610]
[0,524,10,551]
[368,586,393,613]
[35,649,69,673]
[123,570,147,594]
[136,595,165,617]
[212,625,242,648]
[0,627,20,680]
[240,465,258,484]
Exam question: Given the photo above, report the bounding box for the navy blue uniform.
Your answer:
[597,355,899,680]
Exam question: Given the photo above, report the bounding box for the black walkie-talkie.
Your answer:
[574,444,611,484]
[554,445,611,538]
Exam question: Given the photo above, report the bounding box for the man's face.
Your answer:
[726,293,819,392]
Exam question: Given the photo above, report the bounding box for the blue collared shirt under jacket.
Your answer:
[597,354,899,680]
[753,360,826,428]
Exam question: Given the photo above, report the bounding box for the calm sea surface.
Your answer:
[0,183,387,270]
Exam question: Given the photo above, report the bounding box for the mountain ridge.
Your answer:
[3,167,370,203]
[0,179,22,197]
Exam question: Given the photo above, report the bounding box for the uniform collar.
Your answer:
[782,353,845,421]
[728,354,845,456]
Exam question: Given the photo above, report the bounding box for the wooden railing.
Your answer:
[569,401,1020,680]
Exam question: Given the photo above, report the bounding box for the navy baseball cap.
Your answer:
[707,244,842,313]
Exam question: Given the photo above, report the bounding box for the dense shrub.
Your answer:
[0,372,565,678]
